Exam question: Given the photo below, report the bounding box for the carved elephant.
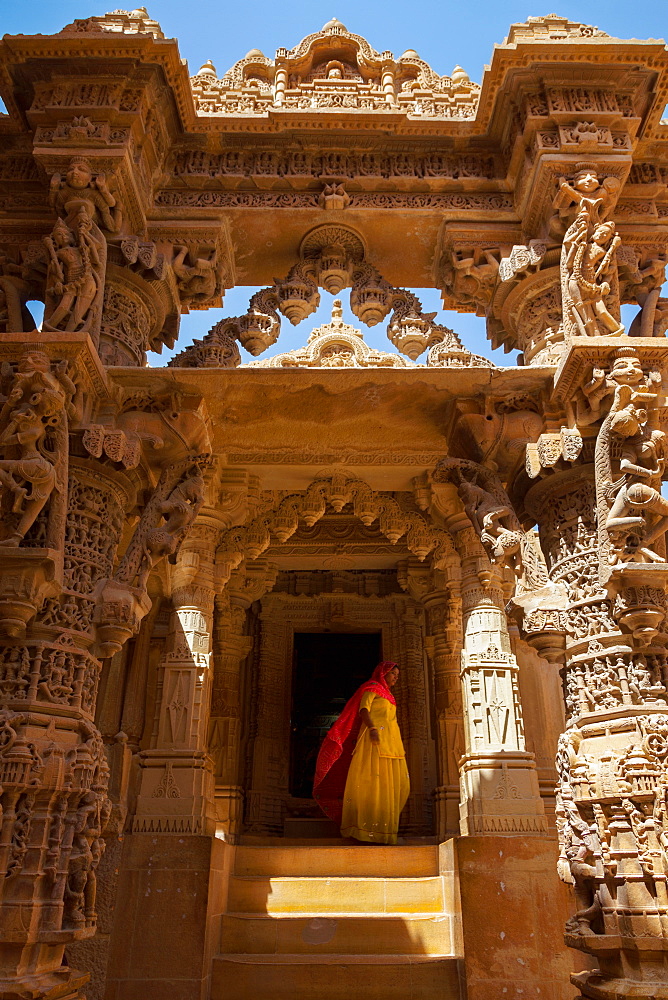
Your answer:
[115,402,210,467]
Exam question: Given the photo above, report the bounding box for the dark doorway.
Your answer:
[290,631,381,799]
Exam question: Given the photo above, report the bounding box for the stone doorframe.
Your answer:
[243,589,436,836]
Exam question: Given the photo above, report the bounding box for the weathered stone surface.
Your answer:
[0,9,667,1000]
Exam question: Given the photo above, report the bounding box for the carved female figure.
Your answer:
[43,212,102,334]
[50,156,121,233]
[554,164,620,228]
[562,213,624,338]
[604,404,668,562]
[0,352,74,546]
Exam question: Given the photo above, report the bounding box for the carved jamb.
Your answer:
[242,588,433,836]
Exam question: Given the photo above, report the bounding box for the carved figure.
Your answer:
[591,354,667,564]
[0,352,75,546]
[5,792,34,878]
[172,245,219,306]
[444,248,499,312]
[50,156,121,232]
[137,470,206,589]
[605,405,668,562]
[562,212,623,338]
[555,732,604,936]
[43,212,102,333]
[457,479,522,567]
[554,164,620,228]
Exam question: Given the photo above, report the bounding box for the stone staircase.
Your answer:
[211,843,463,1000]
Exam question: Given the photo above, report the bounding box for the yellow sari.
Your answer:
[340,690,410,844]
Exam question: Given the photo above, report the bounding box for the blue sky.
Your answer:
[4,1,667,365]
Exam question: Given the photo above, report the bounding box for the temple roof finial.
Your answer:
[323,16,347,31]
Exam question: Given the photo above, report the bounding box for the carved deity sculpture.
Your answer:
[561,213,624,339]
[0,352,75,546]
[555,165,625,340]
[49,156,121,233]
[553,163,620,229]
[43,156,114,339]
[43,212,103,334]
[604,404,668,564]
[591,352,667,566]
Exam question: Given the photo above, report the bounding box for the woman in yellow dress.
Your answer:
[313,662,410,845]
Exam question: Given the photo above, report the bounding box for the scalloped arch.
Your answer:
[215,473,458,585]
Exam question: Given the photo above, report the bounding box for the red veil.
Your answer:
[313,661,398,824]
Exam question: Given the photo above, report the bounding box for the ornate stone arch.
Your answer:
[215,472,459,585]
[210,473,460,837]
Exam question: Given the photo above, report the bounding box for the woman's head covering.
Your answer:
[313,661,398,824]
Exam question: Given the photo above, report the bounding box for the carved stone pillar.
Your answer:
[456,540,548,836]
[132,579,216,835]
[528,420,668,999]
[208,595,252,840]
[424,585,464,839]
[0,449,132,999]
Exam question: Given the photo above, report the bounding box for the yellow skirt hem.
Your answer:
[340,825,398,845]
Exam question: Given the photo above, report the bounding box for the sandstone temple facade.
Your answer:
[0,8,668,1000]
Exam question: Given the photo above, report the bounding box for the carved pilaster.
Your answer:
[389,600,433,835]
[244,602,291,834]
[133,578,216,836]
[208,595,252,841]
[457,554,548,836]
[119,597,161,750]
[424,587,464,839]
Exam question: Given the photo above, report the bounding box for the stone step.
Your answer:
[211,953,462,1000]
[233,844,440,878]
[227,873,446,914]
[221,912,454,956]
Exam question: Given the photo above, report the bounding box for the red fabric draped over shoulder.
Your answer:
[313,661,397,825]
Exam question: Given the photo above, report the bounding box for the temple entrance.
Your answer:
[243,578,436,837]
[289,630,382,799]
